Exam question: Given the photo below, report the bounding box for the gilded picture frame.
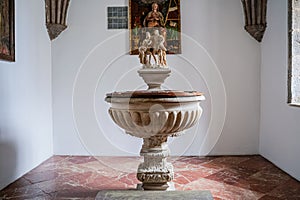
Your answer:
[0,0,15,62]
[129,0,181,55]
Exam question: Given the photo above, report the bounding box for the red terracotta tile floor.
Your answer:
[0,156,299,199]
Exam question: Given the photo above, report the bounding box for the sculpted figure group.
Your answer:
[138,30,167,68]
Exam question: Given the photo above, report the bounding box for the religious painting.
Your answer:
[0,0,14,62]
[129,0,181,55]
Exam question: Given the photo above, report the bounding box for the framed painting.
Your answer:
[288,0,300,106]
[129,0,181,55]
[0,0,15,62]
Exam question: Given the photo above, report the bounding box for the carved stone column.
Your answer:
[241,0,267,42]
[137,135,174,190]
[45,0,70,40]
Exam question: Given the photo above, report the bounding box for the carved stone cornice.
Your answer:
[45,0,70,40]
[241,0,267,42]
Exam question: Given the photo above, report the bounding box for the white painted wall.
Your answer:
[0,0,53,189]
[0,0,298,190]
[52,0,260,156]
[260,0,300,181]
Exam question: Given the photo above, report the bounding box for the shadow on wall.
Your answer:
[0,140,17,190]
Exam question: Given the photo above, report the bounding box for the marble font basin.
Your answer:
[105,90,204,138]
[105,90,205,190]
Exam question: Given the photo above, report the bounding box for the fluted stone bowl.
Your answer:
[105,90,205,139]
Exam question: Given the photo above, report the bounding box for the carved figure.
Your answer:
[139,30,167,68]
[139,32,152,65]
[152,29,166,52]
[151,30,167,66]
[159,49,167,67]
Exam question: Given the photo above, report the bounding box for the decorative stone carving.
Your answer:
[106,90,204,190]
[138,68,171,90]
[137,135,174,190]
[45,0,71,40]
[108,108,203,139]
[139,31,168,69]
[105,32,205,190]
[46,23,67,40]
[241,0,267,42]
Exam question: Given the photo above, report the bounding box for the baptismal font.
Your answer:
[105,30,205,190]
